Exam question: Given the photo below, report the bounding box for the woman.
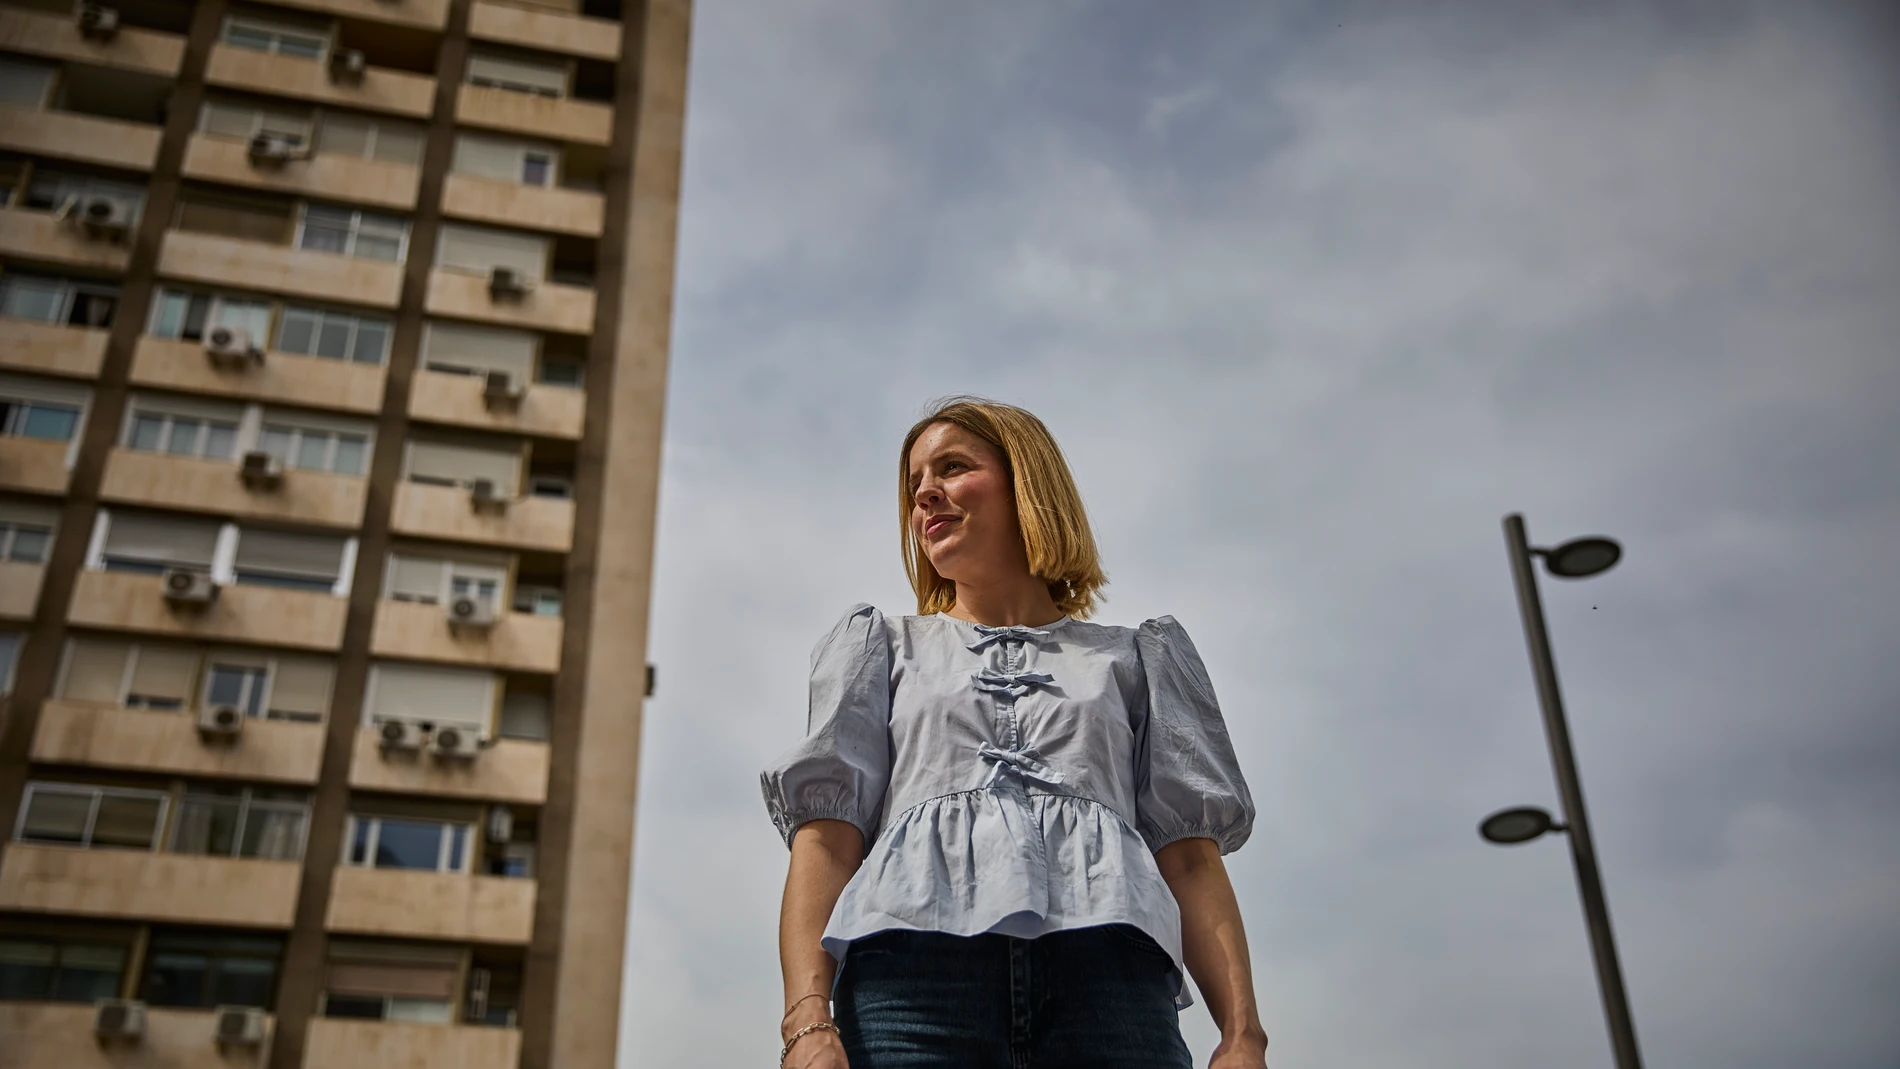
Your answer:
[762,398,1267,1069]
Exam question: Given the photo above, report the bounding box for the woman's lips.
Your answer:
[924,515,958,538]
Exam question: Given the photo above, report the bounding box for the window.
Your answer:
[0,57,55,109]
[422,322,538,380]
[148,290,273,346]
[0,631,19,694]
[297,205,407,262]
[0,938,126,1002]
[323,940,461,1023]
[232,527,348,592]
[450,134,561,187]
[405,438,522,492]
[528,475,572,499]
[520,152,552,185]
[16,782,168,850]
[466,52,568,98]
[465,963,522,1026]
[0,522,51,564]
[498,691,548,742]
[141,932,283,1009]
[97,511,220,574]
[204,662,266,718]
[317,112,425,166]
[173,192,295,244]
[124,397,243,462]
[171,787,308,861]
[258,422,370,476]
[276,306,390,365]
[436,224,547,282]
[0,273,119,328]
[220,14,328,59]
[511,584,561,617]
[0,397,80,442]
[345,815,472,873]
[537,355,584,388]
[22,171,145,223]
[201,651,334,723]
[199,97,312,143]
[385,554,503,607]
[364,662,496,735]
[122,644,198,710]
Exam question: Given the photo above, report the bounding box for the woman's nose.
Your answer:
[914,482,944,507]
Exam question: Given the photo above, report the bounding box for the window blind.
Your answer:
[406,440,521,491]
[0,58,54,109]
[200,98,312,141]
[422,322,537,378]
[435,224,547,282]
[269,656,334,720]
[0,499,59,527]
[128,645,200,704]
[234,529,347,580]
[325,939,462,999]
[385,555,446,601]
[60,637,132,704]
[366,663,494,732]
[450,134,558,183]
[500,692,550,741]
[466,52,567,96]
[102,512,220,567]
[317,113,425,166]
[0,373,92,408]
[128,392,247,423]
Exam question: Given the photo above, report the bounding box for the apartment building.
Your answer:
[0,0,688,1066]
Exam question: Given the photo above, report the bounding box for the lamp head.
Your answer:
[1480,806,1562,845]
[1541,537,1621,579]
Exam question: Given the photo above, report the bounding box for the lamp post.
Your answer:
[1479,514,1644,1069]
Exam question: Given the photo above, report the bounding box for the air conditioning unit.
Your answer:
[247,132,303,166]
[327,48,367,83]
[77,3,120,40]
[481,370,524,410]
[378,718,424,752]
[468,478,509,513]
[487,266,532,301]
[485,806,514,844]
[239,450,284,491]
[198,703,244,738]
[447,595,497,629]
[212,1005,266,1046]
[205,325,263,368]
[94,999,147,1040]
[70,195,133,241]
[161,567,218,608]
[432,724,481,760]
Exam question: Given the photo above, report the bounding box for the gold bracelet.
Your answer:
[782,992,828,1019]
[779,1021,840,1067]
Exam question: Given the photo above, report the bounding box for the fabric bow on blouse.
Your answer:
[964,623,1052,652]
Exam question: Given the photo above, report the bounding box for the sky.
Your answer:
[616,2,1900,1066]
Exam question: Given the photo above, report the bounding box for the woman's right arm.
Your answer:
[778,818,863,1068]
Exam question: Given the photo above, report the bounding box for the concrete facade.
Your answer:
[0,2,687,1066]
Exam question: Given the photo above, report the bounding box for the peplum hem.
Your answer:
[822,788,1196,1009]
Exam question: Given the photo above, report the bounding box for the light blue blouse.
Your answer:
[760,605,1255,1009]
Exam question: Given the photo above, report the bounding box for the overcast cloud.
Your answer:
[616,2,1900,1066]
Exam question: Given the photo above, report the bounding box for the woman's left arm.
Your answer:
[1157,837,1269,1069]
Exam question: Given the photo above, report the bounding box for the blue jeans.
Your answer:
[835,925,1194,1069]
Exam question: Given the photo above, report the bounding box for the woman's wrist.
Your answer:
[780,993,833,1042]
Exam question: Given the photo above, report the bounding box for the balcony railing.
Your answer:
[424,269,596,336]
[0,103,162,172]
[0,843,300,927]
[0,319,109,380]
[32,699,326,784]
[455,83,612,146]
[67,569,349,651]
[0,6,185,77]
[390,480,575,554]
[0,436,75,495]
[440,173,604,237]
[305,1018,519,1069]
[157,230,403,309]
[468,0,621,61]
[348,727,549,806]
[0,205,133,273]
[205,43,436,119]
[0,559,43,619]
[99,448,369,530]
[182,134,420,212]
[371,598,564,674]
[326,866,535,943]
[130,336,387,416]
[407,367,584,440]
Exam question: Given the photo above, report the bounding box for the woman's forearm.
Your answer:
[778,819,864,1032]
[1157,837,1268,1053]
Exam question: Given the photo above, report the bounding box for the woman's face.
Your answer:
[908,422,1023,583]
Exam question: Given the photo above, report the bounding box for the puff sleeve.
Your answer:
[1132,616,1256,854]
[760,604,894,850]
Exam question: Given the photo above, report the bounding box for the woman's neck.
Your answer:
[946,578,1064,628]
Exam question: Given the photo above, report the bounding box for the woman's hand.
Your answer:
[1155,837,1269,1069]
[1208,1031,1269,1069]
[780,1013,850,1069]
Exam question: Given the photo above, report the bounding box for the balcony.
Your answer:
[99,448,368,530]
[182,134,419,212]
[130,336,386,415]
[0,103,162,171]
[32,699,325,784]
[0,320,108,380]
[425,269,595,336]
[0,559,43,619]
[0,205,132,272]
[0,6,185,77]
[305,1019,519,1069]
[67,569,348,651]
[0,844,300,927]
[390,480,574,553]
[205,42,435,119]
[468,0,621,61]
[327,867,535,943]
[0,1004,272,1069]
[370,598,563,674]
[441,173,604,237]
[408,367,583,440]
[266,0,449,31]
[157,230,403,309]
[0,436,74,495]
[455,83,612,146]
[348,727,548,805]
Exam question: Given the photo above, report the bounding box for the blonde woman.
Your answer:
[763,398,1266,1069]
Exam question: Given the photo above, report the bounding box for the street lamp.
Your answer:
[1484,514,1644,1069]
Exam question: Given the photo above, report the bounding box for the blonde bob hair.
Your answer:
[900,396,1108,620]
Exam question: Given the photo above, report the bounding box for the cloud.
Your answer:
[624,2,1900,1065]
